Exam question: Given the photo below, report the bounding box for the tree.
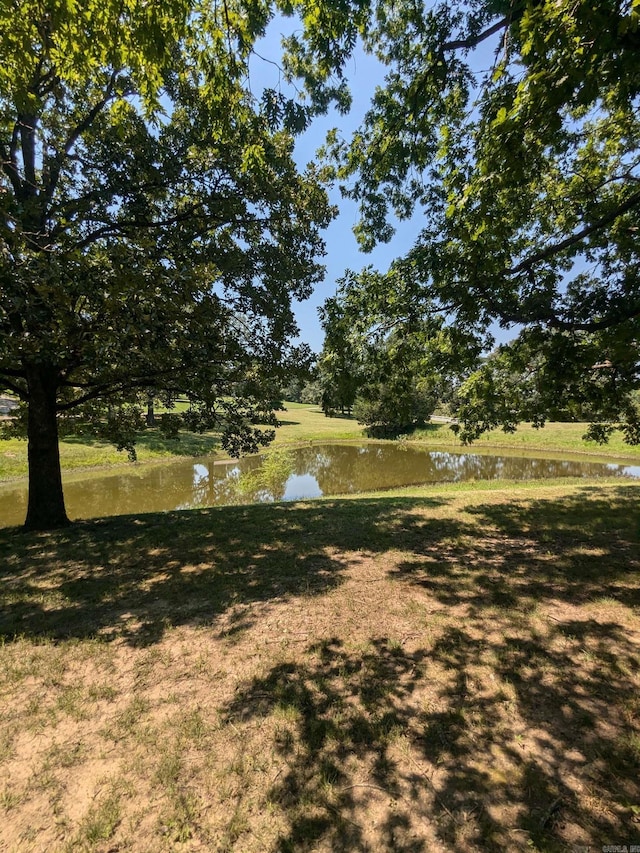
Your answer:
[317,296,365,415]
[353,350,438,438]
[321,269,470,434]
[312,0,640,442]
[0,1,336,530]
[300,376,324,405]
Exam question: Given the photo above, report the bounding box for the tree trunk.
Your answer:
[146,398,155,426]
[24,364,69,530]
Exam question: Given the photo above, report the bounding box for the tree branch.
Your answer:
[549,303,640,332]
[0,365,27,378]
[0,121,25,200]
[70,202,260,250]
[44,70,120,203]
[56,364,220,411]
[71,203,206,248]
[1,382,27,400]
[0,152,22,197]
[0,374,28,400]
[0,123,23,198]
[56,377,163,411]
[50,179,167,228]
[18,114,38,195]
[507,189,640,275]
[442,16,511,52]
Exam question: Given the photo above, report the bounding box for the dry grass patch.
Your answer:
[1,482,639,851]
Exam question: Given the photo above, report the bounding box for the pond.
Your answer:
[1,442,639,527]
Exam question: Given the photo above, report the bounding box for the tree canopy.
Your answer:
[0,0,346,529]
[317,296,364,416]
[315,0,640,443]
[318,285,454,432]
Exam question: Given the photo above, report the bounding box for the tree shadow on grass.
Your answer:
[0,496,451,646]
[421,620,640,849]
[214,484,639,851]
[0,485,639,848]
[61,427,222,457]
[1,485,638,648]
[225,625,639,850]
[389,485,640,614]
[372,484,640,850]
[136,428,222,456]
[225,637,434,852]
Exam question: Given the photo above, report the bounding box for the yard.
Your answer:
[1,479,639,851]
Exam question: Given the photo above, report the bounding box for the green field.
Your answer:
[275,405,640,460]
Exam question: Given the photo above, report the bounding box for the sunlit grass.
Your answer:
[275,405,640,461]
[273,403,364,444]
[0,427,222,481]
[411,419,640,459]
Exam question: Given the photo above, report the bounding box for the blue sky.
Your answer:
[252,22,419,354]
[253,16,508,356]
[291,85,422,354]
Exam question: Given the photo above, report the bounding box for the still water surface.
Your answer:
[1,442,639,527]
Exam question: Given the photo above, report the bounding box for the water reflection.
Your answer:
[1,443,638,526]
[283,444,640,498]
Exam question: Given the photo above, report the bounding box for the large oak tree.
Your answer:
[313,0,640,442]
[0,0,339,530]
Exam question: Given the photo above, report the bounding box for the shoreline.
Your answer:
[2,430,640,487]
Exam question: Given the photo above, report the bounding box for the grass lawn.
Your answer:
[0,403,358,482]
[1,479,639,851]
[272,403,364,444]
[412,419,640,460]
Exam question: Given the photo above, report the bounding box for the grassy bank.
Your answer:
[275,405,640,460]
[1,480,639,851]
[0,428,223,482]
[412,419,640,459]
[2,403,640,482]
[0,404,361,482]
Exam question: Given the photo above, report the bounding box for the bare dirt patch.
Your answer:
[1,483,639,851]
